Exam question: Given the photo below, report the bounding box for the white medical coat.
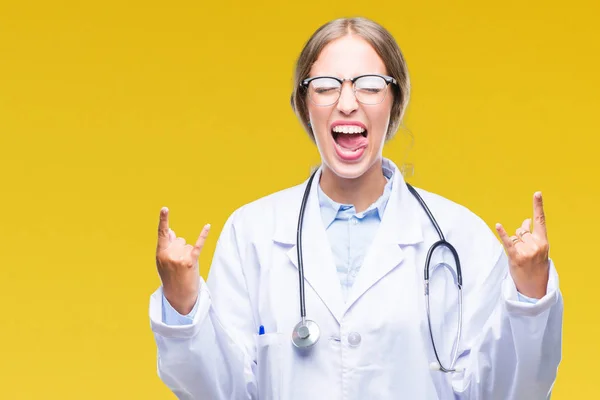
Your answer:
[149,162,563,399]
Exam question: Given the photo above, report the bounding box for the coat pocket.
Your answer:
[256,332,283,400]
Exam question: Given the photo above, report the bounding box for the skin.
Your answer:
[155,36,550,315]
[156,207,210,314]
[496,192,550,299]
[307,35,391,213]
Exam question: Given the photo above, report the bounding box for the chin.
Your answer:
[322,152,379,180]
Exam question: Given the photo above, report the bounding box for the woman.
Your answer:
[149,17,562,399]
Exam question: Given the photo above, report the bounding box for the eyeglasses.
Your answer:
[301,74,397,107]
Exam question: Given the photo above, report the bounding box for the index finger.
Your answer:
[157,207,170,249]
[533,192,548,239]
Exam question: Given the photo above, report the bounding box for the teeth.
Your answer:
[332,125,366,134]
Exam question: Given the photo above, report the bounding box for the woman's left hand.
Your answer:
[495,192,550,299]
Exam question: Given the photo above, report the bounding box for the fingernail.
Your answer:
[535,192,542,199]
[161,207,168,213]
[206,223,211,229]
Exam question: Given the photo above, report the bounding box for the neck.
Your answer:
[319,160,387,213]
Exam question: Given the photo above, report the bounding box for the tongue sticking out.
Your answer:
[335,133,368,150]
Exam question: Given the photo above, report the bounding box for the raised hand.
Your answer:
[155,207,211,315]
[495,192,550,299]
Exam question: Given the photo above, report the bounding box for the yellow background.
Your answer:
[1,0,597,398]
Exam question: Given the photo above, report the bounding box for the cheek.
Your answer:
[368,105,393,133]
[307,103,329,123]
[307,105,333,138]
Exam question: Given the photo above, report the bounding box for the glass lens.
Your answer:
[355,76,387,105]
[308,78,341,106]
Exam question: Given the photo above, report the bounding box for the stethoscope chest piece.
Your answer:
[291,319,320,349]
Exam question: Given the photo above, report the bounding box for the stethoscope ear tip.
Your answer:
[429,361,441,371]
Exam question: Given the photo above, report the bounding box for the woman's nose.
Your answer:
[336,84,358,115]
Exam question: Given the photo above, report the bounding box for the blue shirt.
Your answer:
[316,161,394,302]
[162,160,536,325]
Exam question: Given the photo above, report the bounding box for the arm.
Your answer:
[451,249,562,399]
[149,211,258,400]
[452,192,562,399]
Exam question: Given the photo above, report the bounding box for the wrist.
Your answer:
[517,286,546,299]
[514,270,549,299]
[164,292,198,315]
[163,279,200,315]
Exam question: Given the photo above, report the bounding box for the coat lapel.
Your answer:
[272,160,426,322]
[344,165,425,311]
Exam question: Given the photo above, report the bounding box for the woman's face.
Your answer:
[307,35,394,180]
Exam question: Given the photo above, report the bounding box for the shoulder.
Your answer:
[408,185,507,288]
[409,186,485,227]
[234,181,305,223]
[408,185,502,254]
[220,180,307,242]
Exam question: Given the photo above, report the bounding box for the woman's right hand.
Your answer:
[156,207,211,315]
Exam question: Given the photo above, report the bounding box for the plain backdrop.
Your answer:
[1,0,598,398]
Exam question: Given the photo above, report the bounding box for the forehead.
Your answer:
[310,35,387,78]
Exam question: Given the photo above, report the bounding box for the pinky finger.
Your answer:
[496,223,514,251]
[191,224,211,259]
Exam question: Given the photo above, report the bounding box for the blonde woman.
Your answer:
[150,17,562,400]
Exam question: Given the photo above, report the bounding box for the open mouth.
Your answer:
[331,124,368,161]
[332,125,368,149]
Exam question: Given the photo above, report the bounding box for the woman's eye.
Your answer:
[315,87,338,94]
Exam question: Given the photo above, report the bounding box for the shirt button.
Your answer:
[348,332,362,347]
[351,218,359,225]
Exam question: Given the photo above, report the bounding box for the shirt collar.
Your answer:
[317,158,395,228]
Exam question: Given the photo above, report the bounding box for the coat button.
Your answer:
[348,332,362,347]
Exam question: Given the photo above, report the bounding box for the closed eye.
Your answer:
[315,87,339,94]
[358,87,383,94]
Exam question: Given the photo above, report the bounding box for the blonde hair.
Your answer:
[291,17,411,141]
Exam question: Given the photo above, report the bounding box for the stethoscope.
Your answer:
[291,170,464,373]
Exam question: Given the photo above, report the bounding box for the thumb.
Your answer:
[191,224,211,259]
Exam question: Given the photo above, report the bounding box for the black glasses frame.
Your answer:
[300,74,397,106]
[301,74,397,88]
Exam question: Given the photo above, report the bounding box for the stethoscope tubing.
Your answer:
[294,171,464,372]
[407,183,464,372]
[296,170,317,320]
